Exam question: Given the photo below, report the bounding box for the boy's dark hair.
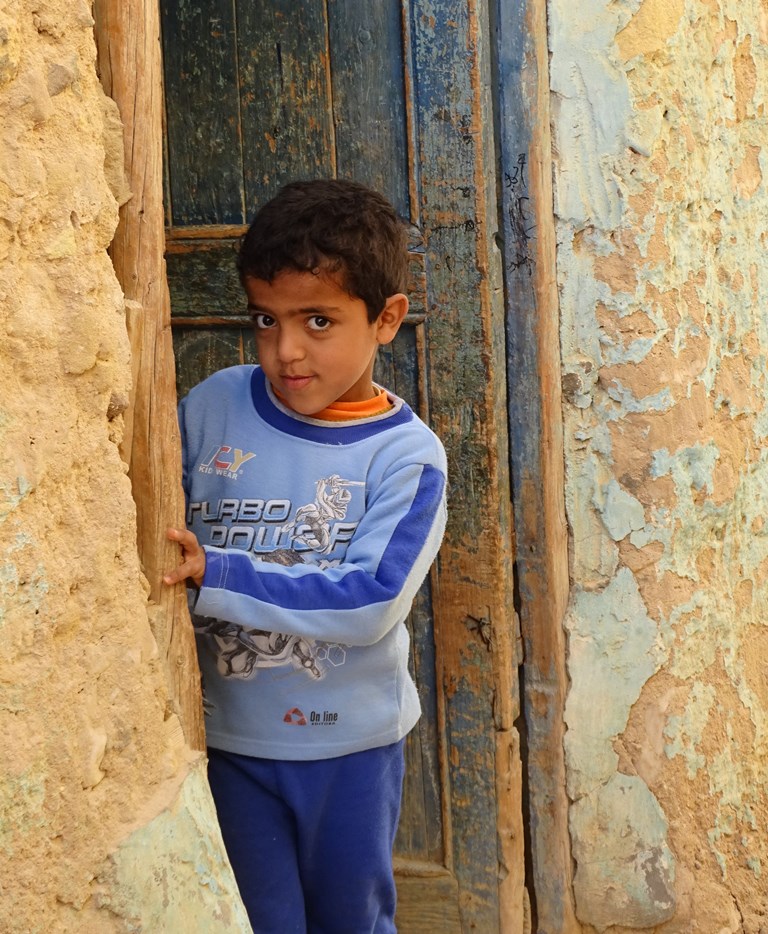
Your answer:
[237,179,409,322]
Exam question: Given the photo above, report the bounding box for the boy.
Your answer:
[163,179,447,933]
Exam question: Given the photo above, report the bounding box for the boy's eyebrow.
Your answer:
[246,302,343,315]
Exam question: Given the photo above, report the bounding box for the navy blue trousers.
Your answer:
[207,741,405,934]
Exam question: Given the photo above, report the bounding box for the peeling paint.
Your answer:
[94,761,251,932]
[596,479,645,541]
[551,0,768,927]
[570,774,675,931]
[664,680,716,777]
[564,567,663,797]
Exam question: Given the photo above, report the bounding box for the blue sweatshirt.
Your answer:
[180,365,447,760]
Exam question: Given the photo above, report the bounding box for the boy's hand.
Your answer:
[164,528,206,589]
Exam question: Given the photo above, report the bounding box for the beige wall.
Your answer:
[550,0,768,930]
[0,2,247,930]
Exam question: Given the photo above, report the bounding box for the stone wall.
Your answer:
[0,2,247,930]
[550,0,768,930]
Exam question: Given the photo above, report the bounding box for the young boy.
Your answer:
[163,179,447,933]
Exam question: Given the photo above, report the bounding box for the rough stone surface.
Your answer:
[92,758,249,933]
[0,3,247,931]
[551,0,768,930]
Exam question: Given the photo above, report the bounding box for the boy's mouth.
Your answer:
[280,374,314,391]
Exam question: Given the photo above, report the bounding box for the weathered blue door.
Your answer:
[160,2,524,930]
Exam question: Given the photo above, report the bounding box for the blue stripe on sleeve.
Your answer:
[203,464,446,612]
[372,465,446,591]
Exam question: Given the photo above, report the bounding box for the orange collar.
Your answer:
[273,385,392,421]
[314,388,392,421]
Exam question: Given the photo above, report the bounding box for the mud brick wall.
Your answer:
[0,3,247,930]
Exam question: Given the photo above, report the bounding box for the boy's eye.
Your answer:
[307,316,331,332]
[252,312,276,330]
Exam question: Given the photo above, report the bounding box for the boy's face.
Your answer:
[245,269,407,417]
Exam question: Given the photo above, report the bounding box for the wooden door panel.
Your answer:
[237,0,334,206]
[407,2,524,928]
[165,238,243,313]
[161,2,523,930]
[326,0,411,216]
[172,327,256,401]
[393,860,462,932]
[161,1,244,225]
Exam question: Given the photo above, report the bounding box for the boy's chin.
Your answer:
[270,386,326,416]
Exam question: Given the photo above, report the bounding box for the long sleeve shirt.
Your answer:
[180,365,447,760]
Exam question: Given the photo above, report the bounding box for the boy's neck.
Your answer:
[271,384,391,421]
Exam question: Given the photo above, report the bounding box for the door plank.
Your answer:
[173,327,257,399]
[397,598,443,862]
[394,859,462,932]
[495,0,576,929]
[327,0,410,217]
[166,238,243,315]
[410,0,524,929]
[160,0,244,225]
[236,0,334,214]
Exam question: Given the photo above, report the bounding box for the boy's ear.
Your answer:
[375,293,409,345]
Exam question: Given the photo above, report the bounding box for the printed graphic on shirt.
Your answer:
[198,444,257,480]
[283,707,307,725]
[192,474,361,682]
[282,707,339,727]
[196,618,324,679]
[196,616,349,684]
[284,474,365,554]
[188,474,363,556]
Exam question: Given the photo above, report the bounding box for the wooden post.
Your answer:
[409,1,527,928]
[94,0,205,751]
[496,0,578,929]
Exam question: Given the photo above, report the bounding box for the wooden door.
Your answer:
[160,2,525,930]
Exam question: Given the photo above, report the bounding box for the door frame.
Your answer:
[95,0,574,930]
[494,0,577,930]
[94,0,206,752]
[405,1,524,928]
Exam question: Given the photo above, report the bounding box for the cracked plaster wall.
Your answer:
[0,2,248,930]
[550,0,768,931]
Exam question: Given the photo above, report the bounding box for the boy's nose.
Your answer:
[276,327,306,363]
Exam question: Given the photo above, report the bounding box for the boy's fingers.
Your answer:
[167,527,203,556]
[163,528,205,586]
[163,559,201,586]
[167,527,193,546]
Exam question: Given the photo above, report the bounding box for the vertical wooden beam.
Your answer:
[160,0,244,226]
[94,0,205,750]
[411,1,525,929]
[495,0,578,930]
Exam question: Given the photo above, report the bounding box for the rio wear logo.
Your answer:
[198,445,256,480]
